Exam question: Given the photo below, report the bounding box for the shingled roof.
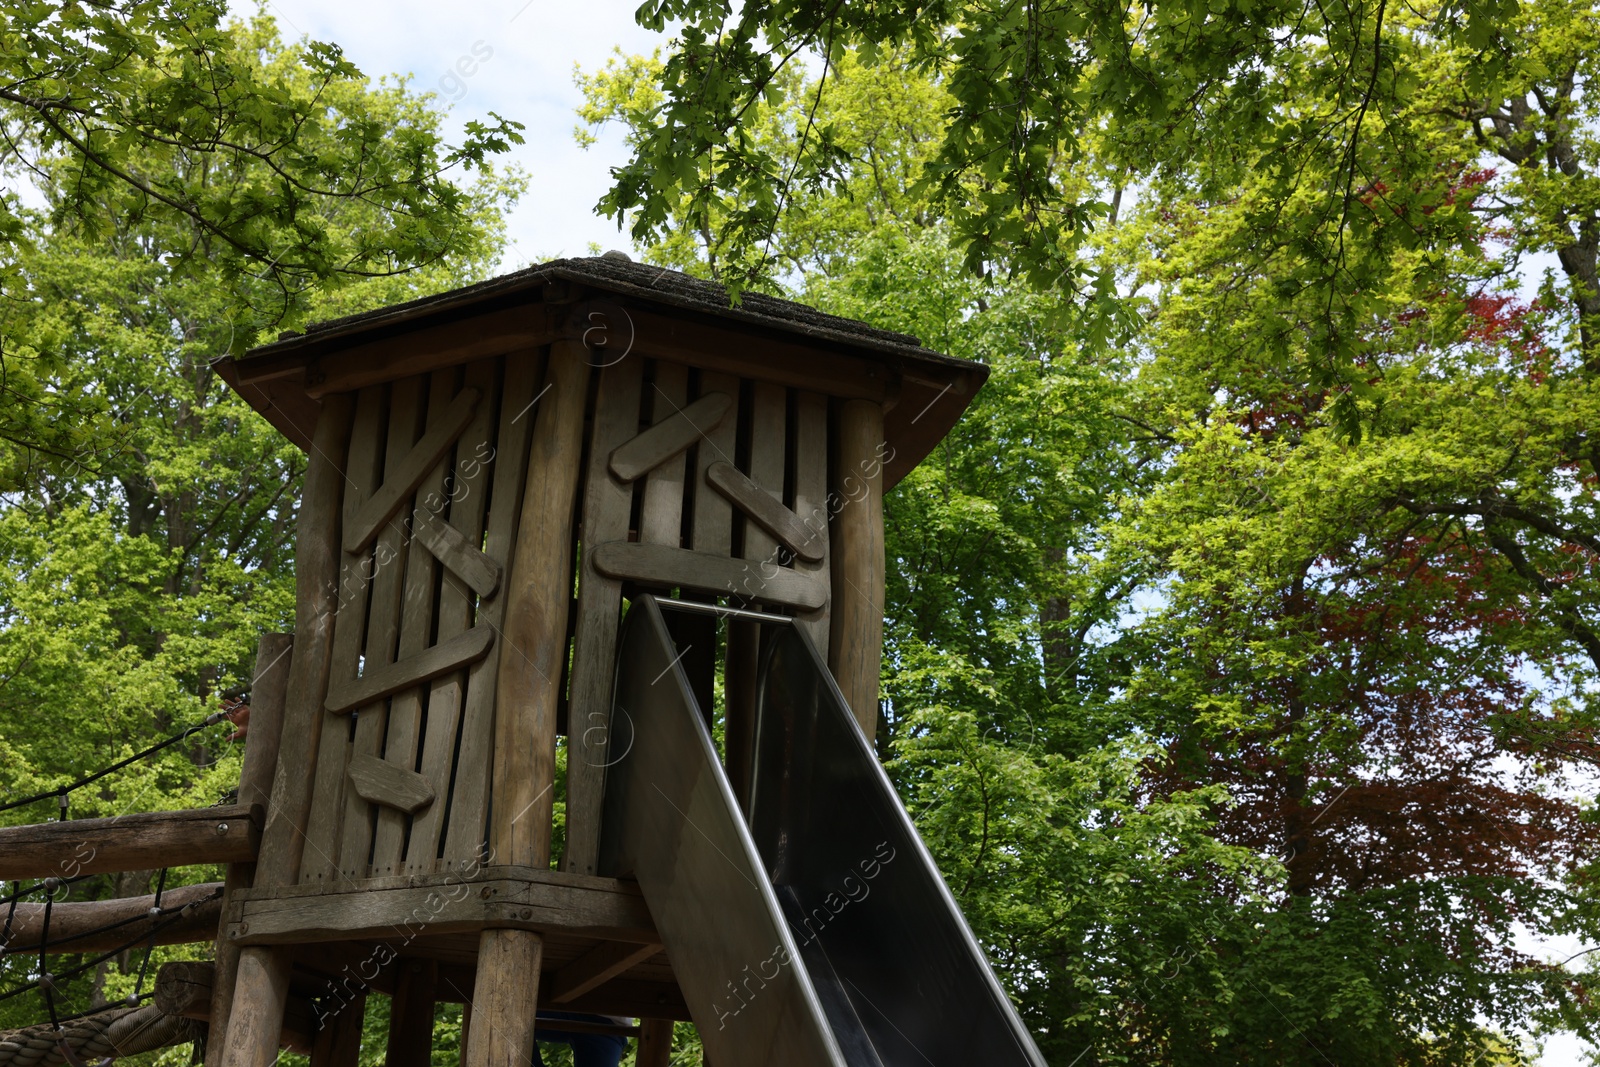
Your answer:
[217,254,987,489]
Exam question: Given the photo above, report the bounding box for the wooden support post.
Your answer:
[8,883,221,953]
[222,395,354,1067]
[385,959,439,1067]
[635,1019,674,1067]
[207,632,293,1067]
[465,341,588,1067]
[462,929,543,1067]
[309,988,366,1067]
[829,398,886,741]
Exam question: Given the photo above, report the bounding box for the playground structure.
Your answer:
[0,255,1046,1066]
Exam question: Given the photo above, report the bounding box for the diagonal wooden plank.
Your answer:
[706,460,825,562]
[548,941,662,1004]
[412,504,502,598]
[324,627,496,714]
[590,541,827,610]
[343,387,481,554]
[608,390,732,483]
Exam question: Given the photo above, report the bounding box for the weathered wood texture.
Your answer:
[223,398,353,1067]
[635,1019,675,1067]
[346,754,435,814]
[227,867,657,946]
[156,962,316,1054]
[255,393,354,887]
[548,941,661,1004]
[590,542,826,610]
[7,883,221,954]
[493,340,588,870]
[220,945,292,1067]
[208,633,293,1067]
[829,398,887,740]
[0,805,260,881]
[562,356,644,876]
[463,929,542,1067]
[292,356,547,886]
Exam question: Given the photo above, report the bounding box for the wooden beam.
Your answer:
[706,460,825,562]
[0,805,260,881]
[608,391,733,483]
[548,941,662,1004]
[492,339,588,871]
[324,626,495,714]
[829,398,886,740]
[299,305,559,398]
[7,882,222,953]
[346,754,435,814]
[385,959,439,1067]
[310,985,366,1067]
[209,632,293,1067]
[343,387,482,553]
[562,356,644,877]
[254,391,355,887]
[613,303,891,402]
[412,505,502,599]
[226,867,658,946]
[590,541,826,611]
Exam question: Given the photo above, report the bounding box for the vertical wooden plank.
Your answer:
[725,382,787,806]
[223,395,352,1067]
[309,989,366,1067]
[374,362,499,875]
[299,388,385,885]
[434,351,541,871]
[689,372,740,557]
[792,391,832,653]
[829,398,886,741]
[336,376,426,879]
[740,382,788,567]
[636,1019,674,1067]
[463,929,542,1067]
[385,959,439,1067]
[493,340,588,869]
[562,355,645,876]
[638,361,689,546]
[207,632,293,1067]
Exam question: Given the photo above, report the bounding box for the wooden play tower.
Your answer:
[1,254,1047,1067]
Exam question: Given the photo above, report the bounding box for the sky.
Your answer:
[230,0,667,268]
[224,4,1594,1064]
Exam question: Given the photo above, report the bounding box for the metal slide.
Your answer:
[599,597,1046,1067]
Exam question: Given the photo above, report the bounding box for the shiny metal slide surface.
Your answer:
[599,598,848,1067]
[749,625,1047,1067]
[601,596,1045,1065]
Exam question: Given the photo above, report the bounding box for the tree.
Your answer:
[0,1,524,483]
[0,11,520,1027]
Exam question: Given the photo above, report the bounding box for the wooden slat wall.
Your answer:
[437,353,541,870]
[296,356,553,885]
[301,387,387,885]
[292,350,844,888]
